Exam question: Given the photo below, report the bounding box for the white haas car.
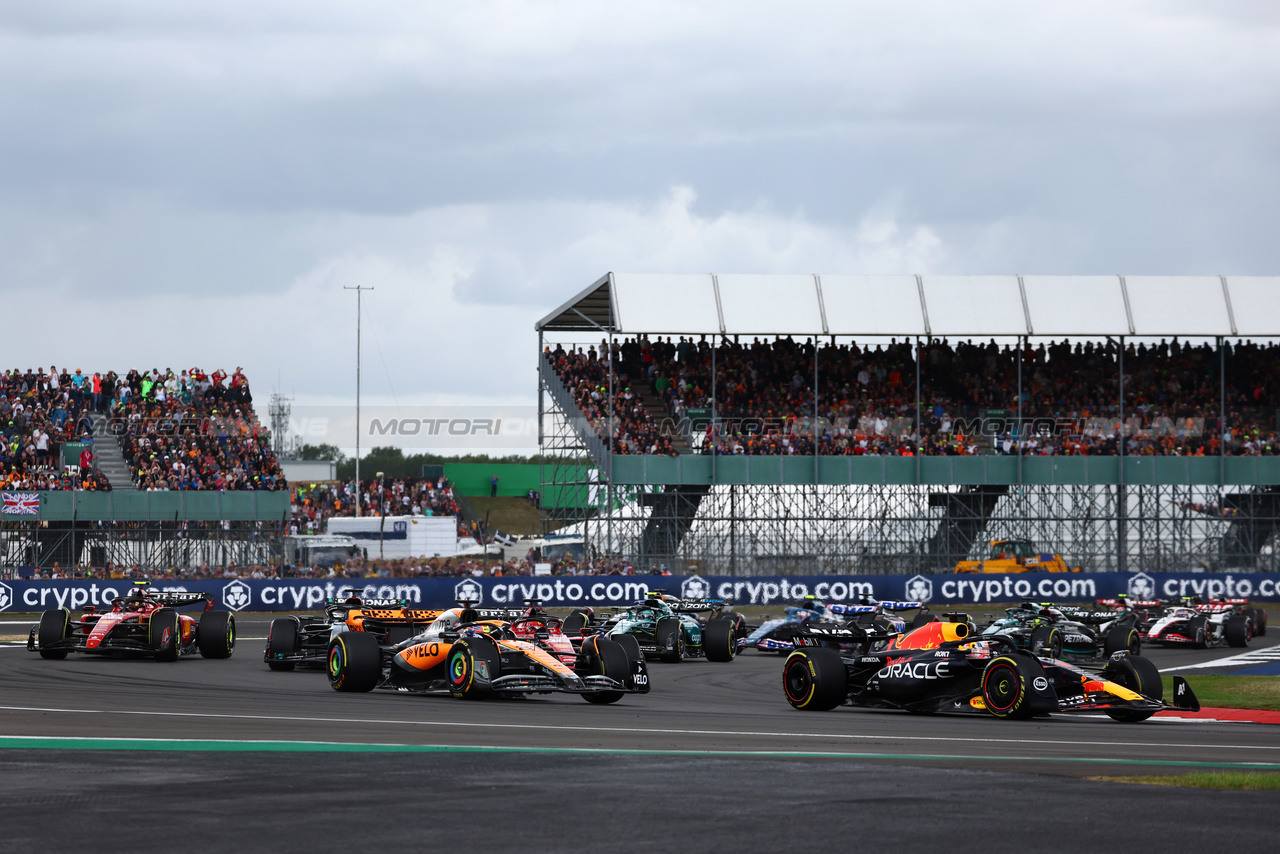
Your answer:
[1144,598,1261,649]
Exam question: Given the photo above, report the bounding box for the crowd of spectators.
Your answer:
[116,367,284,491]
[544,343,679,455]
[13,555,651,580]
[2,366,112,491]
[0,366,286,492]
[547,336,1279,457]
[288,476,462,533]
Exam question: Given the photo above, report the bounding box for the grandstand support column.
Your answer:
[1016,335,1023,485]
[1218,334,1226,568]
[608,328,614,557]
[711,339,717,481]
[537,330,544,532]
[915,336,921,482]
[1117,335,1127,574]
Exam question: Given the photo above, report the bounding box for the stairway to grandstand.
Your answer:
[93,436,135,491]
[630,385,692,453]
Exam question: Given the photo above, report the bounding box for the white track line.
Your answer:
[1163,646,1280,672]
[0,704,1275,752]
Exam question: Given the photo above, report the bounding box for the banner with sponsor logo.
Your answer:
[1,571,1279,614]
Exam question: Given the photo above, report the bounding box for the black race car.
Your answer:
[782,619,1198,722]
[978,602,1142,661]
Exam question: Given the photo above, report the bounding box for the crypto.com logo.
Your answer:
[221,580,252,612]
[680,575,711,599]
[454,578,484,605]
[0,581,12,612]
[1127,572,1156,600]
[904,575,934,603]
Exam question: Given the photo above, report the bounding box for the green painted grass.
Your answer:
[1162,675,1280,711]
[1090,772,1280,790]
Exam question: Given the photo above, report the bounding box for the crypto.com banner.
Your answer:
[2,571,1278,614]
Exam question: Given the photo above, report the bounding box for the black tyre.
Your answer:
[1030,626,1063,659]
[579,635,629,704]
[782,647,848,711]
[1225,615,1251,648]
[150,608,181,662]
[1189,615,1209,649]
[266,618,299,671]
[196,610,236,659]
[327,631,382,692]
[982,654,1046,720]
[613,632,644,666]
[910,612,937,629]
[1257,608,1268,636]
[1103,625,1141,658]
[1101,653,1163,722]
[655,617,684,663]
[37,609,70,660]
[447,636,501,699]
[563,609,590,636]
[703,618,737,662]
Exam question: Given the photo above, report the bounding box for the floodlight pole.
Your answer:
[345,285,373,517]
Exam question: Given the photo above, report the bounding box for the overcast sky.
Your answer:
[2,1,1277,413]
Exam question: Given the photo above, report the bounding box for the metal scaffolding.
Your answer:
[0,520,285,574]
[538,330,1280,576]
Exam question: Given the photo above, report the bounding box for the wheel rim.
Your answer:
[328,642,344,681]
[783,658,813,703]
[983,663,1019,712]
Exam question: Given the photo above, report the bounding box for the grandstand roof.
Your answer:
[535,274,1279,337]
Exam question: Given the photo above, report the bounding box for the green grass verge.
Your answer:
[1090,772,1280,790]
[1162,674,1280,711]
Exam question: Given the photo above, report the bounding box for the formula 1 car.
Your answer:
[781,618,1200,723]
[326,612,651,703]
[1099,596,1268,639]
[264,595,444,670]
[979,602,1142,661]
[1143,598,1260,649]
[28,583,235,662]
[568,592,743,663]
[744,596,932,653]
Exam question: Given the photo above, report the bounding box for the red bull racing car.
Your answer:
[782,616,1199,722]
[27,583,236,662]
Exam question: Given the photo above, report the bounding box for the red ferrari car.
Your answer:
[28,583,235,662]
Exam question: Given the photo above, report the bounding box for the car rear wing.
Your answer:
[672,598,731,613]
[792,624,896,648]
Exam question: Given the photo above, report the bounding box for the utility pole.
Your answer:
[344,285,373,517]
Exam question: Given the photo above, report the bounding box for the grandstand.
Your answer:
[536,274,1280,575]
[1,367,289,570]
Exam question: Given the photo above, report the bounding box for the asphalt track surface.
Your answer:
[2,617,1279,851]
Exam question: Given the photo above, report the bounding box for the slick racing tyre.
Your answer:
[37,608,71,660]
[655,617,685,663]
[328,631,381,692]
[1190,614,1210,649]
[266,618,299,671]
[613,632,644,668]
[703,617,738,662]
[150,608,181,662]
[1030,626,1063,659]
[1256,608,1268,636]
[981,654,1047,720]
[1101,654,1163,722]
[196,611,236,659]
[448,636,500,699]
[1103,625,1141,658]
[563,609,592,636]
[579,635,629,704]
[782,647,847,711]
[1225,615,1252,648]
